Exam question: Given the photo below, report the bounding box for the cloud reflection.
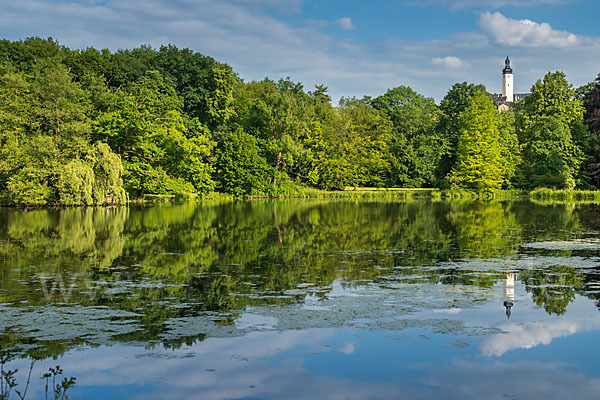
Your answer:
[480,315,600,357]
[6,325,600,399]
[12,329,400,400]
[422,359,600,400]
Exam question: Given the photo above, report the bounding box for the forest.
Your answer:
[1,37,600,205]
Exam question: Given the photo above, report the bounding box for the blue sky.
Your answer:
[1,0,599,102]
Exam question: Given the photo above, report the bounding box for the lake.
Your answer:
[1,199,600,399]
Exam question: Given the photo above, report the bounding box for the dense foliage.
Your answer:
[447,91,508,190]
[1,37,599,205]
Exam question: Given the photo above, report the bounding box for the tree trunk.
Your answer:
[272,151,282,187]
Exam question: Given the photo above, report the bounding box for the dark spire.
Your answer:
[504,300,513,319]
[503,56,513,74]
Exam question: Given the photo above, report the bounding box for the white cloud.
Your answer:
[335,17,355,30]
[432,56,467,69]
[479,11,578,48]
[0,0,599,103]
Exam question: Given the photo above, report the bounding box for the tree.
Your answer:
[520,71,584,130]
[578,73,600,186]
[0,55,128,206]
[436,82,487,186]
[583,73,600,135]
[93,71,214,197]
[0,66,32,193]
[0,37,67,74]
[519,115,582,189]
[307,98,390,190]
[31,61,92,158]
[310,84,332,105]
[232,78,313,188]
[6,136,60,205]
[497,109,521,188]
[371,86,442,187]
[91,142,128,204]
[517,71,584,189]
[570,120,600,188]
[152,45,237,128]
[447,90,506,190]
[215,129,270,196]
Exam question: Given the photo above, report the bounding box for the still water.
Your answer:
[1,199,600,399]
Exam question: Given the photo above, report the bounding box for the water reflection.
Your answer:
[5,322,600,400]
[1,200,600,374]
[504,273,516,301]
[503,273,516,319]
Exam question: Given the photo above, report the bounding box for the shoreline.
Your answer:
[7,188,600,208]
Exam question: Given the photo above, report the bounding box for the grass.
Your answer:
[198,187,527,201]
[529,188,600,204]
[7,187,600,207]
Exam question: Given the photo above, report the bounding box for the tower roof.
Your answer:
[503,56,513,74]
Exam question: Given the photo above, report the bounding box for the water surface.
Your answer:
[1,199,600,399]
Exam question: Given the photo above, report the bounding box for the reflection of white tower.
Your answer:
[502,56,514,103]
[503,273,515,301]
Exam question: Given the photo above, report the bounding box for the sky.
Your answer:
[1,0,599,103]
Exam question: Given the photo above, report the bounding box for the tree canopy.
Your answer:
[0,37,599,205]
[447,90,506,190]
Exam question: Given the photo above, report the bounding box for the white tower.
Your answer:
[502,56,514,103]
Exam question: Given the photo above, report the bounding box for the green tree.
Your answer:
[6,136,59,205]
[307,98,390,190]
[577,74,600,187]
[0,58,128,206]
[497,109,521,187]
[517,71,584,189]
[436,82,487,186]
[519,71,584,130]
[0,37,67,74]
[0,66,32,194]
[371,86,442,187]
[151,45,237,128]
[93,71,214,197]
[571,119,600,188]
[310,84,332,105]
[583,73,600,136]
[447,91,506,190]
[232,78,313,188]
[91,142,128,204]
[31,61,92,158]
[519,115,583,189]
[215,129,270,196]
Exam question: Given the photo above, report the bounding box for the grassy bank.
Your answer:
[199,187,527,201]
[198,187,436,201]
[529,188,600,204]
[8,187,600,206]
[135,187,600,203]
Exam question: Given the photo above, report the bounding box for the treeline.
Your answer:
[1,37,600,205]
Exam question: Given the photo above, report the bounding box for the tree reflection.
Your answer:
[520,267,586,315]
[1,199,599,360]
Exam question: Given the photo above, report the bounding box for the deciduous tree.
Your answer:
[517,71,584,189]
[447,91,506,190]
[371,86,442,187]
